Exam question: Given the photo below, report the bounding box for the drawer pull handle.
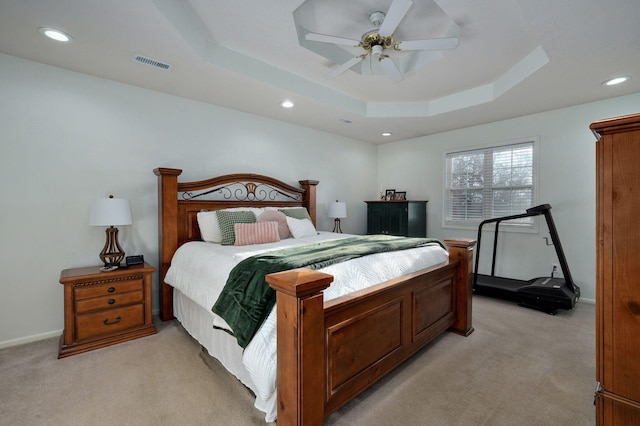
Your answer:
[108,287,115,293]
[103,316,121,326]
[108,299,115,305]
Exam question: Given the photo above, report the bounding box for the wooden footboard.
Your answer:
[266,238,476,425]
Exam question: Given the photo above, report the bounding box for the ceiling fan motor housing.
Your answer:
[361,30,394,52]
[362,10,393,54]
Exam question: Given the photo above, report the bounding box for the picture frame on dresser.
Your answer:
[394,191,406,200]
[385,189,395,201]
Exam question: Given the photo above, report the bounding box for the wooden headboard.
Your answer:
[153,167,319,320]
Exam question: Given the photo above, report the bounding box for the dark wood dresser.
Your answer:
[365,200,427,237]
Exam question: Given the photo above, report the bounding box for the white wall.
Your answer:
[378,92,640,302]
[2,51,638,347]
[0,53,377,347]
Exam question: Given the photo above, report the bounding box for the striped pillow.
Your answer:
[234,221,280,246]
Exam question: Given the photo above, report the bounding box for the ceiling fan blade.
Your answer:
[326,55,365,79]
[396,37,459,51]
[305,32,360,47]
[379,0,413,37]
[379,57,403,82]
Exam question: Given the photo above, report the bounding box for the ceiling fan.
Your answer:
[304,0,459,82]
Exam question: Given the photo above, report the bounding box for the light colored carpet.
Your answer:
[0,295,595,425]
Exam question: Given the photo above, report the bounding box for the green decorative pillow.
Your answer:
[278,207,311,221]
[215,210,257,245]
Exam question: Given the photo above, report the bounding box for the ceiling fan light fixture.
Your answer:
[371,44,384,58]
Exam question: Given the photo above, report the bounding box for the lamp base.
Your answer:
[99,226,126,268]
[332,218,343,233]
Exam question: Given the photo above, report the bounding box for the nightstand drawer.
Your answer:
[74,277,143,300]
[76,304,144,341]
[75,290,143,314]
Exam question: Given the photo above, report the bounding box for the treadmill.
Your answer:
[473,204,580,314]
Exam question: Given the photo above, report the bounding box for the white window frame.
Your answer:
[442,137,539,232]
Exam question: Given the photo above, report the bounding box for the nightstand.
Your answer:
[58,262,157,358]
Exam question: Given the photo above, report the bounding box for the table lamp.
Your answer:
[328,200,347,233]
[90,195,132,270]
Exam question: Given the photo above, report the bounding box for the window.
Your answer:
[444,139,536,229]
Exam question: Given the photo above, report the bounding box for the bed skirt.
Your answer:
[173,290,277,421]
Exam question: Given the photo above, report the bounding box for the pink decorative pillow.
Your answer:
[234,221,280,246]
[257,210,291,239]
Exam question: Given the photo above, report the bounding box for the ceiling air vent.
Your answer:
[132,54,173,71]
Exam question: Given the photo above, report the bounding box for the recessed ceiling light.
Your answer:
[381,132,392,136]
[603,76,630,86]
[281,100,294,108]
[39,27,73,43]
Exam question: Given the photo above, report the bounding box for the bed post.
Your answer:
[153,167,182,321]
[445,238,477,336]
[266,268,334,426]
[299,180,319,227]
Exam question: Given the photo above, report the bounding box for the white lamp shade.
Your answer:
[328,201,347,219]
[89,197,132,226]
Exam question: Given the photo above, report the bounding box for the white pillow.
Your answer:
[197,208,265,243]
[197,211,223,243]
[285,216,317,239]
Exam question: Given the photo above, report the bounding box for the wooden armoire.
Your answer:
[591,113,640,424]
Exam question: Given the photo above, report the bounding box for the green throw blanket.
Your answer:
[212,235,445,348]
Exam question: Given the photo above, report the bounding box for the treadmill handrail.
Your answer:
[475,208,547,278]
[473,204,578,294]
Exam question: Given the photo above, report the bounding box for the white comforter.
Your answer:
[165,232,449,422]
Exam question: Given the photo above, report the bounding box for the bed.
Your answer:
[154,168,476,425]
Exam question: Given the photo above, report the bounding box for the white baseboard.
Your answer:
[0,300,593,350]
[0,329,62,350]
[1,310,162,350]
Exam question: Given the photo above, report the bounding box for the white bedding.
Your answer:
[165,232,449,422]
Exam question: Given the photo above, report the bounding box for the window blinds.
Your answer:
[445,141,534,227]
